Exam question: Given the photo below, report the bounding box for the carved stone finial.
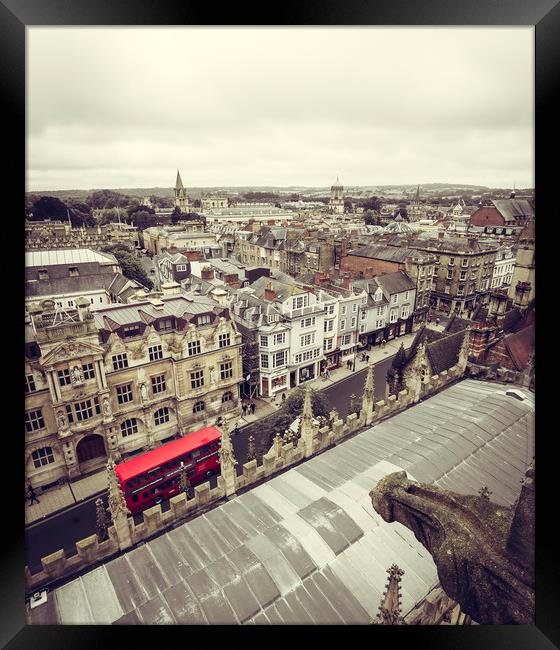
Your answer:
[218,423,238,497]
[374,564,406,625]
[360,361,375,425]
[106,457,129,519]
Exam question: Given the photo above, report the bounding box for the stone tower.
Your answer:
[329,176,345,215]
[174,170,189,211]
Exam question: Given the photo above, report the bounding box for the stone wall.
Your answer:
[25,362,466,593]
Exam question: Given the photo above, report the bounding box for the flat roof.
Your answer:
[30,380,533,624]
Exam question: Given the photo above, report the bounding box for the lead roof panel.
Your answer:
[38,380,533,625]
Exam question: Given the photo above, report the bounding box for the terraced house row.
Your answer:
[24,294,243,492]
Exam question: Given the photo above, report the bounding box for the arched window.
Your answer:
[154,407,170,426]
[193,401,205,413]
[32,447,55,468]
[222,391,233,403]
[120,418,138,437]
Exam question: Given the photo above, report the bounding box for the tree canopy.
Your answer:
[29,196,68,221]
[101,244,153,289]
[361,196,382,213]
[129,210,158,231]
[86,189,133,210]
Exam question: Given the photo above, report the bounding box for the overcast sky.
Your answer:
[27,27,534,191]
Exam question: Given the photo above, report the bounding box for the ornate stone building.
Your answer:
[329,176,345,215]
[174,170,189,211]
[25,294,243,491]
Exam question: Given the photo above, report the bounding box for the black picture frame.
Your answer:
[4,0,556,647]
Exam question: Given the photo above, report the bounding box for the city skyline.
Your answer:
[28,27,534,191]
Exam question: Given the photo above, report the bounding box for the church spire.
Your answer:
[175,169,184,190]
[374,564,405,625]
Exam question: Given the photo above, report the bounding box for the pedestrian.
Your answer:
[282,392,286,402]
[233,423,240,436]
[366,354,370,363]
[251,402,256,415]
[242,403,247,416]
[26,483,39,505]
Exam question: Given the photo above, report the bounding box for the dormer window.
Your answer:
[198,314,211,326]
[158,318,173,331]
[123,325,141,338]
[69,267,79,277]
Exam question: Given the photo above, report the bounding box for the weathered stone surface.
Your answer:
[370,469,534,625]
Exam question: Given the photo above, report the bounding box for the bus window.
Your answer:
[132,494,139,502]
[143,491,150,498]
[191,449,201,459]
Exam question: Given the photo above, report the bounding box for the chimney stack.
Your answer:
[201,265,214,281]
[264,281,276,302]
[514,281,531,309]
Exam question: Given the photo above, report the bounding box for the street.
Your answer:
[25,353,395,574]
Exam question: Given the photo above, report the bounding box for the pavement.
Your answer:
[25,330,420,526]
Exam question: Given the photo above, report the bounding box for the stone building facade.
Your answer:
[25,294,243,491]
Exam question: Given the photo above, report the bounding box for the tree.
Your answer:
[361,196,382,213]
[101,244,154,289]
[178,464,193,499]
[344,199,353,213]
[30,196,68,221]
[68,200,96,227]
[127,203,155,219]
[170,206,183,224]
[191,198,202,208]
[86,189,132,210]
[130,210,158,231]
[95,497,109,541]
[364,210,380,226]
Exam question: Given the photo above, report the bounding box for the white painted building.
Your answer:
[491,246,516,289]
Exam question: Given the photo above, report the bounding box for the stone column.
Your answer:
[359,361,375,426]
[106,457,133,551]
[95,359,104,391]
[218,423,238,497]
[47,370,61,403]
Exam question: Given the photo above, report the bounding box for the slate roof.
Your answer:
[504,324,534,371]
[29,380,533,625]
[348,245,414,263]
[443,313,471,334]
[373,271,416,295]
[426,329,466,375]
[492,199,534,223]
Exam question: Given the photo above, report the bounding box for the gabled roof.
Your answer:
[491,199,534,223]
[504,324,534,371]
[348,245,414,263]
[426,329,466,375]
[373,271,416,296]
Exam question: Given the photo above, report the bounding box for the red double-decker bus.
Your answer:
[114,426,221,514]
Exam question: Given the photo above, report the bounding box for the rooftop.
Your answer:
[29,380,534,625]
[25,249,118,268]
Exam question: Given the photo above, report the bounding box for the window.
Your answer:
[460,271,467,280]
[341,305,347,315]
[158,318,173,332]
[292,295,308,309]
[32,447,55,468]
[25,409,45,432]
[405,291,409,301]
[112,354,128,370]
[154,407,170,426]
[25,374,36,393]
[193,401,205,413]
[376,319,384,329]
[123,325,141,338]
[327,305,335,315]
[219,333,231,348]
[342,334,352,345]
[340,319,346,330]
[273,351,287,368]
[351,317,356,328]
[69,267,79,277]
[149,345,163,361]
[151,374,166,394]
[38,269,49,280]
[188,340,201,356]
[377,307,383,316]
[361,310,366,320]
[75,399,94,421]
[274,332,286,345]
[457,286,464,296]
[300,317,315,328]
[65,404,74,424]
[121,418,138,437]
[324,319,334,332]
[390,309,398,323]
[260,335,268,347]
[198,314,211,326]
[260,354,269,369]
[461,259,468,267]
[392,295,398,304]
[351,303,357,313]
[447,270,453,279]
[222,391,233,403]
[324,338,333,351]
[57,369,71,386]
[400,306,409,319]
[116,383,133,404]
[82,363,95,380]
[449,257,455,266]
[300,333,315,347]
[176,264,187,271]
[220,361,233,381]
[190,369,204,389]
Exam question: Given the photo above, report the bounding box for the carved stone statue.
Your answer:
[72,365,83,384]
[140,383,148,403]
[370,467,534,625]
[210,367,216,387]
[57,410,67,429]
[102,398,112,418]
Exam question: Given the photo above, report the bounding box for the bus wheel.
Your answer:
[206,470,214,478]
[154,496,163,505]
